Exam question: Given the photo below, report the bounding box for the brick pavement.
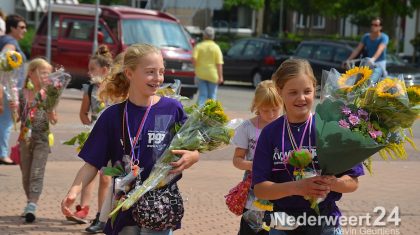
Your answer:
[1,88,419,234]
[1,157,420,235]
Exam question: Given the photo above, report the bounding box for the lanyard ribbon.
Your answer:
[124,99,153,166]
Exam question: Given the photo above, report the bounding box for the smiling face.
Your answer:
[11,21,26,40]
[125,51,165,103]
[279,73,315,123]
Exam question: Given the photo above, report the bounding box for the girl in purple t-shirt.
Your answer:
[60,44,200,235]
[252,59,364,235]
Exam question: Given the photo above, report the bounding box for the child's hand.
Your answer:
[169,149,199,174]
[294,176,331,198]
[48,111,58,125]
[61,192,77,216]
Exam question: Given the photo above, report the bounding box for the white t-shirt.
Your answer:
[231,119,263,211]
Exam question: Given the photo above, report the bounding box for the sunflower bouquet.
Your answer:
[316,59,419,175]
[109,99,235,219]
[0,50,24,129]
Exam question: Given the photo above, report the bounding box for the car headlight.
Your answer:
[182,62,194,72]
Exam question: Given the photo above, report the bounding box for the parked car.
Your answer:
[30,4,197,98]
[293,40,420,87]
[223,37,299,87]
[387,54,420,87]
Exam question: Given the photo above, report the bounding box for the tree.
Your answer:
[223,0,265,10]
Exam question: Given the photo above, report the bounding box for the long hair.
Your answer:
[99,43,161,103]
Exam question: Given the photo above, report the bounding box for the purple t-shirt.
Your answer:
[252,115,364,217]
[79,96,187,235]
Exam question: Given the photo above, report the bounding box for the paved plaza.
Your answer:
[0,88,419,235]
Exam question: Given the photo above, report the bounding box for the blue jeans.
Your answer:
[0,94,13,158]
[370,60,387,84]
[118,226,173,235]
[269,225,342,235]
[196,78,218,107]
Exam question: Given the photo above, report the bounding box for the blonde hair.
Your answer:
[90,44,113,68]
[250,80,283,114]
[100,43,161,103]
[24,58,52,89]
[271,58,317,90]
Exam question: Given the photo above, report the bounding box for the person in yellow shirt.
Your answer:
[192,26,224,106]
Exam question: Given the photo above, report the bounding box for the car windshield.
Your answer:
[122,19,191,50]
[386,54,406,66]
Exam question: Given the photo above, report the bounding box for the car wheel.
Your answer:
[252,71,262,88]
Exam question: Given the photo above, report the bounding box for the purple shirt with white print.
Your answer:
[252,115,364,218]
[79,96,187,235]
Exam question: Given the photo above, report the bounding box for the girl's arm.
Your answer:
[217,63,223,84]
[233,147,252,171]
[61,162,98,216]
[169,149,199,174]
[330,175,359,193]
[79,94,91,125]
[48,110,57,125]
[254,176,332,200]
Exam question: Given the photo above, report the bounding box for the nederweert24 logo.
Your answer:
[147,130,166,148]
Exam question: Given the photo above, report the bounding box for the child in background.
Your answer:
[232,80,282,235]
[61,43,200,235]
[252,59,363,235]
[18,58,57,223]
[69,45,113,234]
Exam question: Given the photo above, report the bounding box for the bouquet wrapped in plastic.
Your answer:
[39,68,71,112]
[109,99,236,218]
[0,50,24,128]
[316,59,419,175]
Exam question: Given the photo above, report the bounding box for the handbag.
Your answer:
[9,143,20,165]
[224,173,252,216]
[131,183,184,231]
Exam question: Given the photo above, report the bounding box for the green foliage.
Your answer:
[223,0,265,10]
[18,26,35,58]
[216,41,231,54]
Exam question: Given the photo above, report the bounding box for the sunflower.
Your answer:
[375,78,407,99]
[407,85,420,104]
[6,51,23,69]
[338,66,372,92]
[252,199,273,211]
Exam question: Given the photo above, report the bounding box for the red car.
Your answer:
[31,4,197,97]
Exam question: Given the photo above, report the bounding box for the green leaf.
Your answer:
[102,167,124,176]
[315,110,384,175]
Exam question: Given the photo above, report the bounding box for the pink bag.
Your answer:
[10,143,20,165]
[224,174,252,216]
